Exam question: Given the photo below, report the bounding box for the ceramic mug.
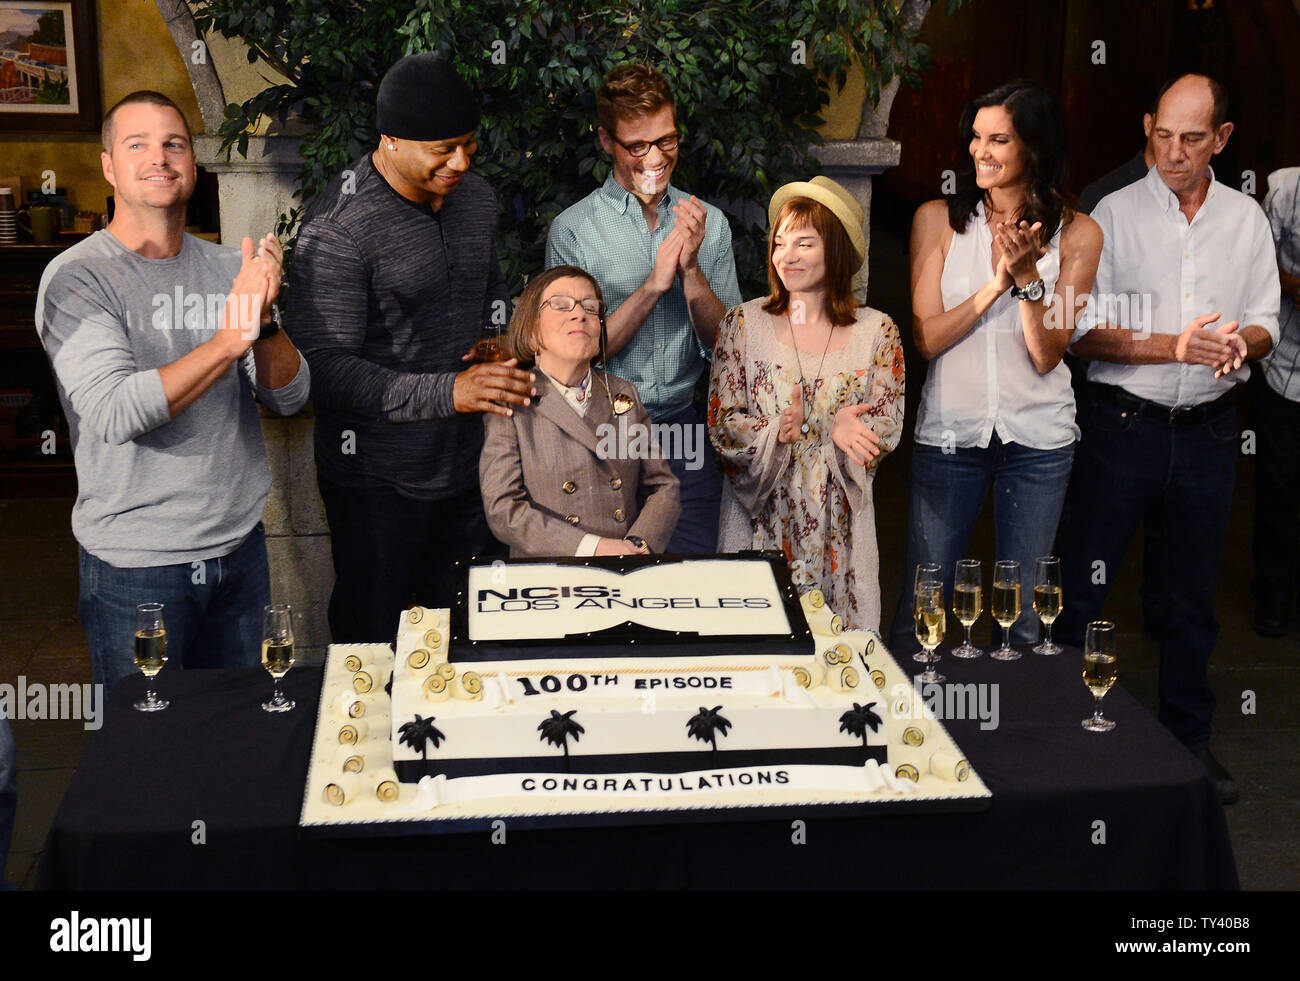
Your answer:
[19,205,61,243]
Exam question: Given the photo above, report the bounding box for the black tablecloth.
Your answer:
[37,647,1237,889]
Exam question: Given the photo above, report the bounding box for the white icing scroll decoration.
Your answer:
[397,762,917,812]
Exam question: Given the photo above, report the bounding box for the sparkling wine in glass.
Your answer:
[1033,556,1063,655]
[133,602,170,712]
[914,578,946,684]
[990,560,1022,661]
[952,558,983,659]
[912,562,942,663]
[261,603,296,713]
[1081,620,1117,732]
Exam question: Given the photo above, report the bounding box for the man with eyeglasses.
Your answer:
[546,63,742,554]
[288,53,532,643]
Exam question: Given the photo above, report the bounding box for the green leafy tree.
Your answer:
[29,10,66,46]
[192,0,959,294]
[34,74,69,105]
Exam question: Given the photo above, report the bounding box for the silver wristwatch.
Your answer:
[1010,279,1045,302]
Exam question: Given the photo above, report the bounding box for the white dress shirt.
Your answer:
[1261,168,1300,402]
[1082,165,1280,406]
[914,201,1080,450]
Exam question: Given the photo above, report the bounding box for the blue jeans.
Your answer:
[659,402,722,554]
[1057,386,1238,750]
[0,714,14,887]
[889,435,1074,656]
[77,523,270,696]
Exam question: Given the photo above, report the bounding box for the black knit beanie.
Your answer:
[376,53,480,140]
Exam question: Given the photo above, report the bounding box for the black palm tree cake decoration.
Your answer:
[538,709,585,761]
[686,706,733,752]
[398,714,446,760]
[838,702,884,750]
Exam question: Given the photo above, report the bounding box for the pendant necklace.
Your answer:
[789,317,834,436]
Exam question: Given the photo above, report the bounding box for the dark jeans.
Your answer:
[1057,385,1239,750]
[658,402,722,555]
[77,524,270,695]
[318,476,502,643]
[888,434,1074,656]
[1251,376,1300,614]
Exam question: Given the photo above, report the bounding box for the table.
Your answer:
[37,647,1237,889]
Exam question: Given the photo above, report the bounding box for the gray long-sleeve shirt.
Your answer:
[286,155,509,499]
[36,230,310,566]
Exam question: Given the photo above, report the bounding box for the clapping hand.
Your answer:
[1174,312,1244,378]
[221,236,278,354]
[832,403,883,466]
[672,196,708,273]
[777,383,804,444]
[994,220,1046,287]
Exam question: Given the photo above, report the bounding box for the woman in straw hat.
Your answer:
[709,176,904,630]
[887,79,1101,658]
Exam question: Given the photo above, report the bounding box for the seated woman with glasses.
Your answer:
[480,265,681,557]
[709,177,905,630]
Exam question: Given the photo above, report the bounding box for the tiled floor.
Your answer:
[2,221,1297,889]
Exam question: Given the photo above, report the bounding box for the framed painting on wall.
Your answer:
[0,0,100,132]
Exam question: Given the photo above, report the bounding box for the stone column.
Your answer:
[191,135,332,667]
[811,0,931,299]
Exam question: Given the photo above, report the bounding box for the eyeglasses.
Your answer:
[611,133,680,158]
[542,295,605,316]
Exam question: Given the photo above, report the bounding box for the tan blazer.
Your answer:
[480,371,681,557]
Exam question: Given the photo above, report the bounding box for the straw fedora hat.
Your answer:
[767,175,866,265]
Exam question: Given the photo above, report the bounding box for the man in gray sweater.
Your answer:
[288,54,535,643]
[36,91,310,694]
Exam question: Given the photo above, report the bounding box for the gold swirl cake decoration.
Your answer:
[452,671,484,700]
[423,674,451,701]
[894,764,920,783]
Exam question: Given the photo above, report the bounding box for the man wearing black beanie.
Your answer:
[288,53,535,643]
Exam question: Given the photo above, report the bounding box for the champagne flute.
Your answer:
[952,558,983,659]
[261,603,296,713]
[133,602,170,712]
[1081,620,1117,732]
[1032,556,1063,655]
[990,559,1022,661]
[914,577,946,684]
[912,562,942,663]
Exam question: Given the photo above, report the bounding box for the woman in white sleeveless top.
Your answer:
[888,80,1102,656]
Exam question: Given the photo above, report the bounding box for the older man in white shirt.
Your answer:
[1057,74,1280,805]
